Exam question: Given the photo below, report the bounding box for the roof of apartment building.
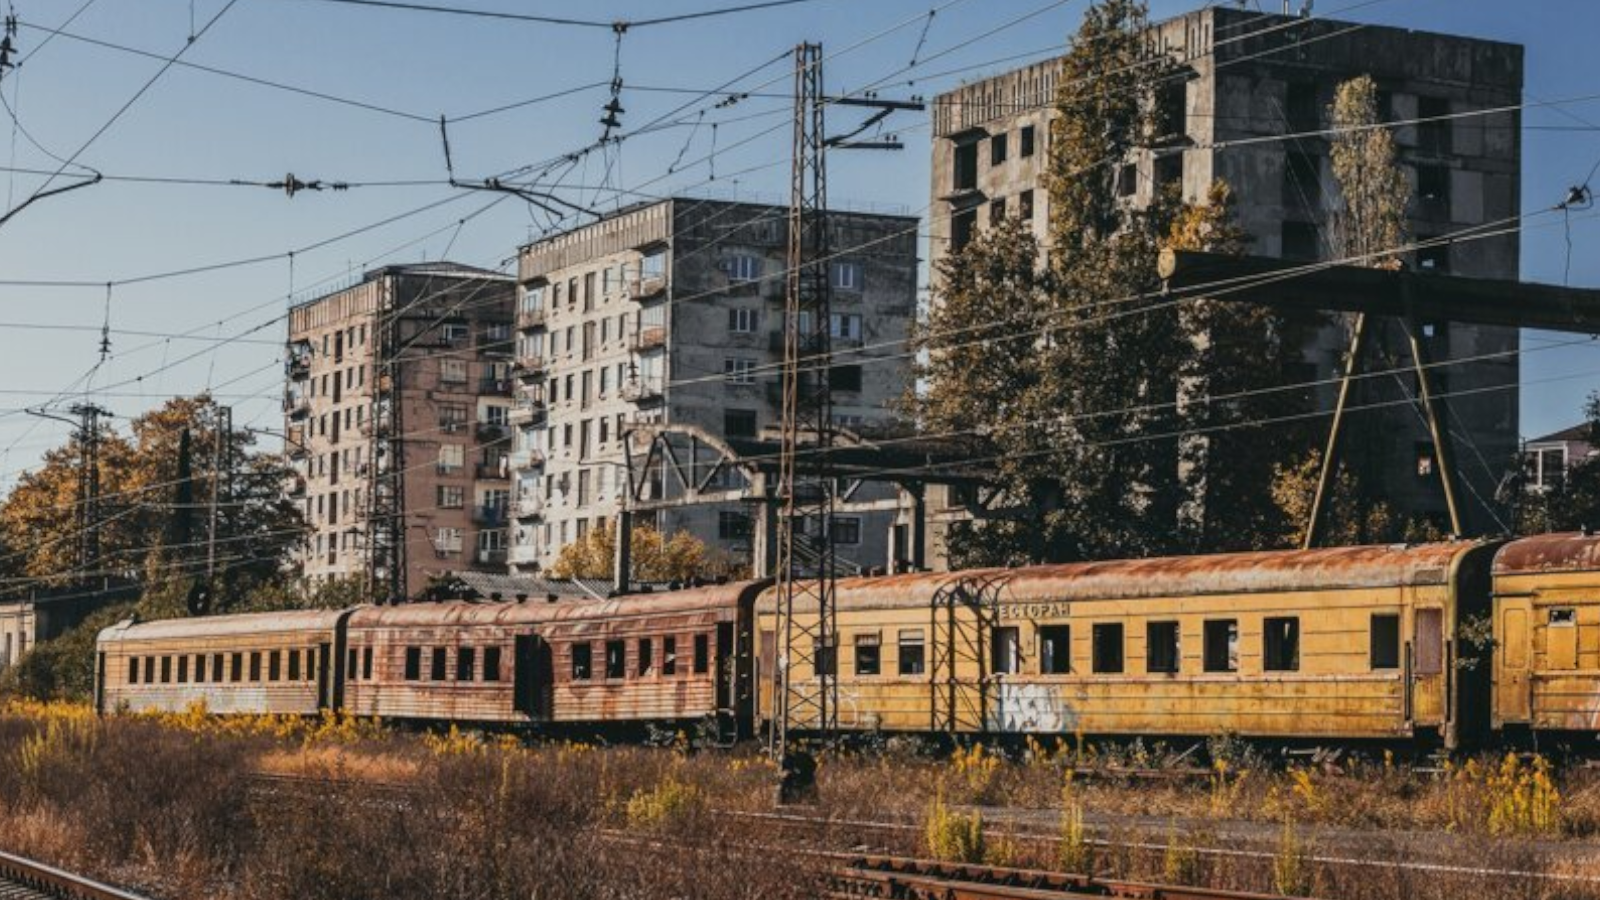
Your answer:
[361,261,513,282]
[1528,423,1594,446]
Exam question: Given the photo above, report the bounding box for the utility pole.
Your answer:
[73,403,109,577]
[367,279,408,603]
[207,405,232,581]
[769,43,921,800]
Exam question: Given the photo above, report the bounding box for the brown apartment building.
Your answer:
[285,263,516,597]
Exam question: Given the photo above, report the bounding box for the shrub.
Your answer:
[625,777,703,831]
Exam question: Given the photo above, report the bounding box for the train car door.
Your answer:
[1494,598,1533,725]
[316,643,332,711]
[513,634,551,720]
[1410,607,1445,725]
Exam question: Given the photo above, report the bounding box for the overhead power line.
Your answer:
[295,0,836,29]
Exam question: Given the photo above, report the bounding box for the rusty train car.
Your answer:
[93,534,1600,748]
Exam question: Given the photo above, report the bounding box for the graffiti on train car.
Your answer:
[988,682,1077,733]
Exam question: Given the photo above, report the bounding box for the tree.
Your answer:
[549,522,745,583]
[913,0,1314,564]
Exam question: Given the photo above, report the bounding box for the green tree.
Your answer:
[1515,393,1600,534]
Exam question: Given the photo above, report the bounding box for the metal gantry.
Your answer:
[770,41,837,766]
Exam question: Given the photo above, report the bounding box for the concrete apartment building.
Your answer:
[508,198,919,573]
[285,263,517,594]
[926,7,1523,540]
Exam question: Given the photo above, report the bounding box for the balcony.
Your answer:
[630,323,667,351]
[286,474,307,497]
[478,378,513,397]
[283,392,310,419]
[630,272,667,301]
[476,421,511,444]
[476,461,510,481]
[516,307,548,330]
[768,331,827,354]
[476,547,508,566]
[473,504,509,527]
[508,544,540,566]
[510,448,546,470]
[507,399,547,427]
[513,494,544,519]
[285,424,308,456]
[287,355,311,380]
[512,358,549,382]
[621,379,665,405]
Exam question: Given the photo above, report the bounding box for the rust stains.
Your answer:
[1494,533,1600,576]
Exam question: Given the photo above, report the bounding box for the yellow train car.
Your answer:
[757,541,1500,748]
[1492,533,1600,735]
[95,609,352,716]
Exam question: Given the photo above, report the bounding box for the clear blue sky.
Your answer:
[0,0,1596,486]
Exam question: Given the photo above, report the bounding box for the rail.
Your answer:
[0,849,152,900]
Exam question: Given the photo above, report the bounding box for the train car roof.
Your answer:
[347,581,761,628]
[771,541,1494,611]
[98,608,354,644]
[1494,533,1600,576]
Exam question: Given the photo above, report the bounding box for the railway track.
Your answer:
[829,853,1293,900]
[0,850,149,900]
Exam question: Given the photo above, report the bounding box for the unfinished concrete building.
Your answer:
[924,8,1523,550]
[285,263,516,594]
[509,198,919,574]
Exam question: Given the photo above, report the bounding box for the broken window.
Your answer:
[362,647,372,681]
[1370,613,1401,670]
[1146,621,1180,674]
[855,634,881,677]
[431,647,447,681]
[813,635,836,677]
[606,640,626,679]
[953,141,979,191]
[1416,164,1450,203]
[483,646,502,682]
[268,650,281,682]
[194,654,207,684]
[572,643,593,681]
[990,131,1008,166]
[231,652,244,683]
[992,626,1020,675]
[638,638,654,676]
[404,647,422,681]
[128,657,139,684]
[898,630,925,676]
[1020,124,1036,158]
[249,652,262,682]
[1093,623,1125,673]
[458,647,476,682]
[694,634,710,674]
[1204,620,1238,673]
[663,637,677,676]
[1264,617,1300,672]
[1039,625,1071,674]
[161,655,172,684]
[288,650,301,681]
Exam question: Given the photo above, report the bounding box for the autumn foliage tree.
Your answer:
[550,522,746,583]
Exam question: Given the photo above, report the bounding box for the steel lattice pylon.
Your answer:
[770,42,836,762]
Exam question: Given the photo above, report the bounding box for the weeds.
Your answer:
[926,794,986,863]
[1058,778,1092,874]
[1272,818,1312,896]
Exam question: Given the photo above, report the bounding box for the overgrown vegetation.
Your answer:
[550,520,747,582]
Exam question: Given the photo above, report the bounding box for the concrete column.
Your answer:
[911,484,928,572]
[613,510,633,595]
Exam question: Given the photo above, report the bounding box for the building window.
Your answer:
[1416,164,1449,203]
[1157,80,1186,139]
[898,630,925,675]
[951,207,977,252]
[1019,124,1035,158]
[436,527,463,556]
[438,444,464,474]
[437,485,466,508]
[1039,624,1071,674]
[828,365,863,392]
[724,254,761,282]
[1154,152,1183,189]
[724,409,757,438]
[1416,442,1437,478]
[990,131,1007,166]
[1018,190,1034,222]
[1117,163,1138,198]
[1092,623,1124,673]
[1146,621,1180,674]
[830,516,861,545]
[1370,613,1400,670]
[440,358,468,385]
[1286,80,1319,132]
[1283,151,1321,205]
[1417,240,1450,273]
[854,633,881,676]
[439,404,468,433]
[1281,222,1319,261]
[830,261,863,292]
[728,308,758,333]
[1418,96,1451,155]
[724,358,756,385]
[953,141,978,191]
[989,197,1007,226]
[1203,620,1238,673]
[991,626,1019,675]
[1263,617,1300,671]
[718,510,752,540]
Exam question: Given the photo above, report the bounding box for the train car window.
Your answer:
[1369,614,1401,670]
[855,634,881,676]
[605,641,626,679]
[458,647,477,681]
[991,627,1021,674]
[404,647,422,681]
[483,646,502,681]
[1146,622,1180,674]
[694,634,711,675]
[194,654,207,683]
[813,636,837,677]
[249,652,262,682]
[128,657,139,684]
[663,637,678,676]
[638,639,654,676]
[230,653,243,683]
[347,648,359,680]
[161,656,172,684]
[269,651,282,682]
[306,649,316,682]
[1092,624,1124,674]
[899,630,926,675]
[431,647,447,681]
[1039,625,1071,674]
[288,650,301,681]
[1264,617,1300,671]
[1203,620,1238,673]
[1550,608,1577,626]
[177,656,189,683]
[572,643,593,680]
[213,653,225,683]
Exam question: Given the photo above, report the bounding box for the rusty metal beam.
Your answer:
[1159,249,1600,333]
[1303,312,1368,550]
[1405,318,1464,537]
